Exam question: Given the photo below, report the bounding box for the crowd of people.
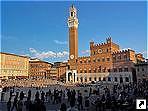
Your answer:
[1,79,65,88]
[0,80,148,111]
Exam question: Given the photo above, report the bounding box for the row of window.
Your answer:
[79,67,129,73]
[30,64,48,68]
[113,55,129,61]
[92,48,111,55]
[77,57,110,64]
[137,68,145,72]
[1,70,27,73]
[113,68,128,72]
[77,76,130,82]
[2,65,27,69]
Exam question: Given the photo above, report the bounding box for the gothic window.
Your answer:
[85,78,87,82]
[124,55,127,60]
[113,56,116,61]
[108,69,111,72]
[77,77,79,81]
[103,77,106,81]
[89,77,92,81]
[98,66,101,72]
[108,77,111,81]
[119,68,123,72]
[97,58,100,62]
[80,61,82,64]
[99,77,101,81]
[124,68,128,72]
[94,77,97,81]
[71,12,73,17]
[89,70,91,73]
[103,67,106,72]
[118,55,121,60]
[113,68,117,72]
[68,72,72,81]
[93,59,96,62]
[94,51,95,55]
[98,68,101,73]
[102,58,105,62]
[107,58,110,61]
[88,59,91,63]
[142,68,144,71]
[94,68,96,73]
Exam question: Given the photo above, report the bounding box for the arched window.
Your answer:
[124,68,128,72]
[89,70,91,73]
[85,78,87,82]
[94,68,96,73]
[119,68,122,72]
[71,12,73,16]
[94,77,97,81]
[89,77,91,81]
[68,72,72,81]
[108,77,111,81]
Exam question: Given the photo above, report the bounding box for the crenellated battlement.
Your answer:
[112,49,134,55]
[94,42,108,47]
[90,37,113,48]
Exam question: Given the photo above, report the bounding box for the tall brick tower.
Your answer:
[67,5,78,70]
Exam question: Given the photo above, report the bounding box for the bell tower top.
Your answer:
[70,4,77,18]
[68,5,79,28]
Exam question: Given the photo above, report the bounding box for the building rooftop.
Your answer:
[0,52,29,58]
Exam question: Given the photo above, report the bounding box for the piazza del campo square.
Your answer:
[0,1,147,111]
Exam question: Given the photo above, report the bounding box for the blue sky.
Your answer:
[1,1,147,62]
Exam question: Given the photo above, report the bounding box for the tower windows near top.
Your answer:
[71,12,73,17]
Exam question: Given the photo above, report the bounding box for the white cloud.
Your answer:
[54,40,67,45]
[29,48,69,59]
[21,54,30,57]
[142,51,148,54]
[29,48,38,53]
[81,50,90,54]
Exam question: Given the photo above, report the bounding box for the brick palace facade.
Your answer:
[66,5,145,84]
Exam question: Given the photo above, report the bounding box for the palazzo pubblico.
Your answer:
[66,5,145,84]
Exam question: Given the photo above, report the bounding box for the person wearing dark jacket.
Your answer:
[77,93,83,110]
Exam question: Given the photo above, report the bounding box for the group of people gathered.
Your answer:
[4,87,85,111]
[1,79,148,111]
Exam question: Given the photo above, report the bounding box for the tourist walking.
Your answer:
[11,92,19,111]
